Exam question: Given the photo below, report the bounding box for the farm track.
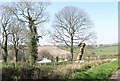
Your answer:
[108,69,120,81]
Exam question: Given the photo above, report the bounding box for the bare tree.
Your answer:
[0,5,13,62]
[38,50,53,60]
[7,2,49,63]
[8,19,28,62]
[51,6,96,61]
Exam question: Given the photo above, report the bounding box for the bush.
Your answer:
[2,62,74,80]
[2,62,54,80]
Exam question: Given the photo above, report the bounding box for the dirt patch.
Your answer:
[108,69,120,81]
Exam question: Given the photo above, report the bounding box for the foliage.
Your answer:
[2,62,75,80]
[2,62,53,80]
[2,58,116,80]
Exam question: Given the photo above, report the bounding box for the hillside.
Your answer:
[38,46,71,59]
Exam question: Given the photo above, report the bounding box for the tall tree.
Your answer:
[51,6,96,61]
[0,5,13,62]
[8,2,48,63]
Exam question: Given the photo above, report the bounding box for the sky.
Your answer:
[0,0,119,2]
[0,1,118,45]
[39,2,118,45]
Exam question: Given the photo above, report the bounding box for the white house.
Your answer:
[0,60,2,63]
[37,58,52,63]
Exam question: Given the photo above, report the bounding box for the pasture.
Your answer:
[94,45,118,56]
[58,44,118,58]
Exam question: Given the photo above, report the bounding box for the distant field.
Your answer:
[58,45,118,58]
[94,46,118,56]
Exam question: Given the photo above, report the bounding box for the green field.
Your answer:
[94,45,118,56]
[59,45,118,58]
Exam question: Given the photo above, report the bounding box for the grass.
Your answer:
[70,60,119,81]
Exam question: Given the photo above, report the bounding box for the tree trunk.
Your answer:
[28,19,38,63]
[14,47,18,62]
[70,36,73,61]
[2,34,8,62]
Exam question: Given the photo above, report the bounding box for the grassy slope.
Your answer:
[70,60,119,80]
